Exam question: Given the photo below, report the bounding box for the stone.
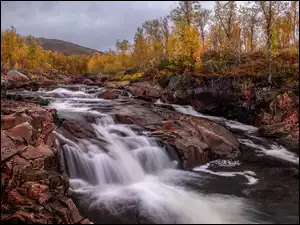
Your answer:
[8,122,33,143]
[102,90,118,100]
[1,132,20,162]
[1,112,29,130]
[20,145,44,160]
[82,79,94,85]
[26,182,49,199]
[59,197,83,223]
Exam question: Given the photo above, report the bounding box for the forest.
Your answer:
[1,1,299,85]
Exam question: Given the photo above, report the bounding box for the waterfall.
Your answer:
[44,86,261,224]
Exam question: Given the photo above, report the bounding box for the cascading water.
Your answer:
[38,86,262,224]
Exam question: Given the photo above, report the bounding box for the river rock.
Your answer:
[125,81,163,101]
[0,99,86,224]
[102,90,119,99]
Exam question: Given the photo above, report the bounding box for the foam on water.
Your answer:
[194,163,258,185]
[239,138,299,165]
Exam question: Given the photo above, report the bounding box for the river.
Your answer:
[8,85,299,224]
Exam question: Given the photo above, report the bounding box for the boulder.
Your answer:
[82,79,94,85]
[125,81,163,101]
[102,90,118,100]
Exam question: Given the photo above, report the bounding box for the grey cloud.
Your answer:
[1,1,214,51]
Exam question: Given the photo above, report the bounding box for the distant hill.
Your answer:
[33,37,103,56]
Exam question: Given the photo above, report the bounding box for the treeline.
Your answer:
[1,1,299,83]
[1,27,90,75]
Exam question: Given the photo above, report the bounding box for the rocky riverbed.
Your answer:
[1,84,299,224]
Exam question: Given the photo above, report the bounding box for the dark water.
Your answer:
[8,85,299,224]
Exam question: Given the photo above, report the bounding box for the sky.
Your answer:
[1,1,215,51]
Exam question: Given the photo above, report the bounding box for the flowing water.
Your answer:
[9,85,299,224]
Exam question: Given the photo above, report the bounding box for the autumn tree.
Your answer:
[239,2,259,52]
[195,4,211,47]
[255,1,286,83]
[1,26,25,70]
[214,1,237,49]
[160,16,170,58]
[133,27,150,69]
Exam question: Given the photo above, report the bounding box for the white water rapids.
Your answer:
[40,86,264,224]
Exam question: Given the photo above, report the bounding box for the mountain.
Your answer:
[33,37,102,56]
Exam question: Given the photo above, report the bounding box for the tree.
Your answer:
[1,26,24,70]
[195,4,211,47]
[289,1,299,46]
[133,27,150,69]
[171,1,199,28]
[256,1,285,83]
[116,39,130,71]
[239,2,259,52]
[160,16,170,58]
[214,1,237,47]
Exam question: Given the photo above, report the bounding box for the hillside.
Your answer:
[34,37,102,56]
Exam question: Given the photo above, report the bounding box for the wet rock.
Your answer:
[113,101,240,169]
[102,90,119,100]
[82,79,94,85]
[59,120,96,139]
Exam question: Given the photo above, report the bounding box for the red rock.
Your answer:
[31,158,45,169]
[8,189,25,204]
[1,112,29,130]
[82,79,94,85]
[162,121,177,131]
[26,183,48,199]
[1,132,20,162]
[80,218,91,224]
[20,145,43,160]
[3,210,52,224]
[37,144,54,158]
[44,131,57,149]
[102,90,118,100]
[8,122,33,143]
[59,197,83,223]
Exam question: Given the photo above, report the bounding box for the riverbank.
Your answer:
[2,69,299,146]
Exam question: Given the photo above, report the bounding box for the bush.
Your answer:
[115,72,144,81]
[200,50,239,74]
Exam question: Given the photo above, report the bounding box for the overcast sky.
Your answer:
[1,1,215,51]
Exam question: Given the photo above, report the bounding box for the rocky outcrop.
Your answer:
[1,100,89,224]
[258,91,299,140]
[113,100,240,169]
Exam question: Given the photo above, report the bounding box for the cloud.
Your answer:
[1,1,214,51]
